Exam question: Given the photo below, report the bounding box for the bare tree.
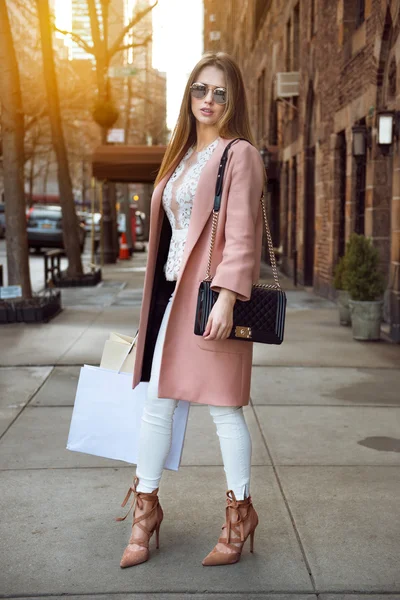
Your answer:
[36,0,84,278]
[0,1,32,297]
[54,0,157,262]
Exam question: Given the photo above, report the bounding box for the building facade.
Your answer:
[204,0,400,342]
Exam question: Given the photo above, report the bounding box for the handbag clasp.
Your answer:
[235,326,252,339]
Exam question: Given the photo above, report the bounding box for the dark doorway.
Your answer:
[355,159,366,235]
[304,146,315,286]
[291,157,297,257]
[303,82,316,287]
[338,131,346,257]
[283,162,290,258]
[267,179,281,249]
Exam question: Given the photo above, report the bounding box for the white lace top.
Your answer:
[162,137,219,280]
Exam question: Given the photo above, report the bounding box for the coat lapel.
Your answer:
[150,137,231,283]
[178,137,230,280]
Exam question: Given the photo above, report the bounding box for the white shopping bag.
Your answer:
[67,360,190,470]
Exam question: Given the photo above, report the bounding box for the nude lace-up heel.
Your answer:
[116,476,163,568]
[202,490,259,566]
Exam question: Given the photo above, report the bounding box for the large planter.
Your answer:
[336,290,351,326]
[348,299,383,341]
[0,289,62,324]
[53,268,102,287]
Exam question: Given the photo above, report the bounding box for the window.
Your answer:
[355,0,365,28]
[310,0,317,37]
[286,18,292,71]
[293,3,300,71]
[254,0,271,36]
[257,69,266,141]
[388,58,397,98]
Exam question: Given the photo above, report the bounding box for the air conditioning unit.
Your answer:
[275,72,300,98]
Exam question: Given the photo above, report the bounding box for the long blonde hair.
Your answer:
[154,51,256,186]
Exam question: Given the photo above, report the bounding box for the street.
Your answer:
[0,251,399,599]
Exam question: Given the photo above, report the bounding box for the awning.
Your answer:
[91,145,167,183]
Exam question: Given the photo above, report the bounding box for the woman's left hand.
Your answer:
[203,288,236,340]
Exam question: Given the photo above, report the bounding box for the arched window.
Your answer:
[254,0,271,36]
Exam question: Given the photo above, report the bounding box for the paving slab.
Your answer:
[278,466,400,592]
[181,405,270,465]
[0,366,52,435]
[0,307,100,366]
[252,310,400,368]
[59,282,125,307]
[320,596,400,600]
[254,405,400,465]
[0,406,127,469]
[111,288,144,306]
[251,366,400,406]
[31,365,80,406]
[284,290,336,310]
[0,467,312,596]
[7,595,317,600]
[58,305,141,365]
[0,404,268,469]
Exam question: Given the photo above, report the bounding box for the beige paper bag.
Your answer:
[100,331,138,374]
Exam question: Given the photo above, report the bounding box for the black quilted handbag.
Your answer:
[194,139,287,345]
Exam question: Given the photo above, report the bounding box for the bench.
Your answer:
[44,249,63,288]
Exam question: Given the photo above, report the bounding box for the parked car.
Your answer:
[26,205,86,253]
[77,211,101,252]
[0,204,6,239]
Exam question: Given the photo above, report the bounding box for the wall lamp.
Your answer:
[259,145,272,169]
[377,110,400,154]
[351,123,371,160]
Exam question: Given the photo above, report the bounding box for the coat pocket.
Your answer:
[196,335,251,355]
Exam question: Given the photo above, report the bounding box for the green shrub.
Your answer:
[343,233,385,301]
[333,255,347,290]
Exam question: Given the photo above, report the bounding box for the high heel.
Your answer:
[116,476,163,568]
[250,528,255,553]
[202,490,258,566]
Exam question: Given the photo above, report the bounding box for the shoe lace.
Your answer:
[115,476,158,523]
[223,490,252,544]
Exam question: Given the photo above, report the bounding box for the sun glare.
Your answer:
[55,0,72,35]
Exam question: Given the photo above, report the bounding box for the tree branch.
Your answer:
[113,34,152,54]
[25,108,48,132]
[53,26,95,55]
[108,1,158,58]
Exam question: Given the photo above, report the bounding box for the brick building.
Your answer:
[203,0,400,342]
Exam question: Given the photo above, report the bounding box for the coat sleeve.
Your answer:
[210,142,265,302]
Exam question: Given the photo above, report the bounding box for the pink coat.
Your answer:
[132,137,265,406]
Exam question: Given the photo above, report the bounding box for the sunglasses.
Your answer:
[190,82,227,105]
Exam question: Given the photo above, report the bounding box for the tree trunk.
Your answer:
[0,2,32,298]
[36,0,83,277]
[87,0,119,262]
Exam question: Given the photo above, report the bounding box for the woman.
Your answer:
[118,51,265,568]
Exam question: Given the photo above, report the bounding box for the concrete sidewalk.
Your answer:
[0,251,399,600]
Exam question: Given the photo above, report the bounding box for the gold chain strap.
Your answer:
[204,193,281,291]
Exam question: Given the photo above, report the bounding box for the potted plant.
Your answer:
[333,255,351,326]
[343,233,385,341]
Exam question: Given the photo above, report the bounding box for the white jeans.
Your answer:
[136,291,252,500]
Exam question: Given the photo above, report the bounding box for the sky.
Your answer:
[55,0,204,131]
